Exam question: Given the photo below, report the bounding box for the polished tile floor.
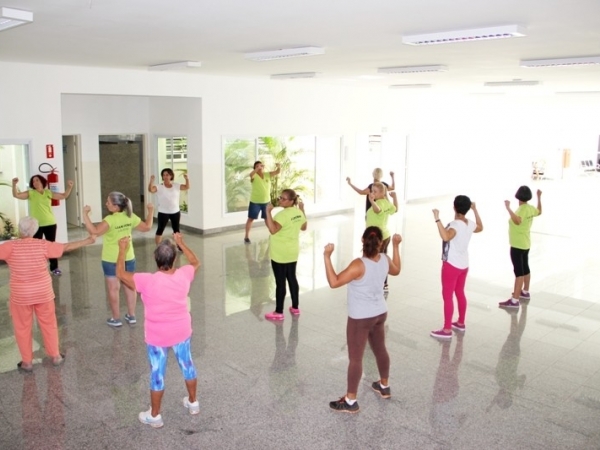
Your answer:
[1,176,599,449]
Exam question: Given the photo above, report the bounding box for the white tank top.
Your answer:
[156,183,181,214]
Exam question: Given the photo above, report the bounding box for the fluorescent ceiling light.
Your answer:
[389,84,432,89]
[358,75,385,80]
[378,65,447,74]
[484,80,540,87]
[402,24,525,46]
[245,46,324,61]
[521,56,600,68]
[270,72,318,80]
[555,91,600,95]
[0,7,33,31]
[148,61,202,71]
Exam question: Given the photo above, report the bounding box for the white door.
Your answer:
[62,135,81,226]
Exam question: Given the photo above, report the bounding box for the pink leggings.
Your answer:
[441,261,469,330]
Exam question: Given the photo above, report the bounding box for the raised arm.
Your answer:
[116,237,135,291]
[536,189,542,216]
[368,192,382,213]
[389,191,399,213]
[387,171,396,191]
[269,163,281,177]
[504,200,522,225]
[433,209,457,241]
[134,203,155,232]
[387,233,402,275]
[82,205,110,236]
[51,180,74,200]
[174,233,200,271]
[298,201,307,231]
[264,203,282,234]
[11,178,29,200]
[180,173,190,191]
[346,177,369,195]
[471,202,483,233]
[148,175,157,193]
[63,234,96,252]
[323,244,364,288]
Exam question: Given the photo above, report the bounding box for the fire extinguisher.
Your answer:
[39,163,60,206]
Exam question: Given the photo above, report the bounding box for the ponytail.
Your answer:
[108,191,133,217]
[362,226,383,257]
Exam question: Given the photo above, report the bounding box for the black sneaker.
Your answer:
[371,381,391,399]
[244,238,251,244]
[329,397,359,413]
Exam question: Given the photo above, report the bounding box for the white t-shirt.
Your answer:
[441,219,476,269]
[156,183,181,214]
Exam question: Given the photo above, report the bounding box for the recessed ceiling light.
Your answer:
[0,7,33,31]
[484,80,540,87]
[245,47,324,61]
[148,61,202,71]
[389,84,432,89]
[270,72,318,80]
[521,56,600,68]
[378,65,447,74]
[402,24,525,46]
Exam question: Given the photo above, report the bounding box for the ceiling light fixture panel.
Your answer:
[402,24,525,46]
[0,7,33,31]
[378,65,447,74]
[245,46,324,61]
[148,61,202,71]
[521,56,600,68]
[271,72,318,80]
[389,84,432,89]
[484,80,540,87]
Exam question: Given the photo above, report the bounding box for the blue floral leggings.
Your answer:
[147,337,197,391]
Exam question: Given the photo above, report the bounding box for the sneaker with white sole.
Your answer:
[519,291,531,300]
[371,381,391,399]
[499,299,520,309]
[183,396,200,415]
[124,313,137,325]
[329,397,359,413]
[451,322,466,332]
[430,329,452,339]
[265,311,284,321]
[106,318,122,327]
[138,409,164,428]
[289,306,300,315]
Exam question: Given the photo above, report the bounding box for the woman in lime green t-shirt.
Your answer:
[366,182,398,291]
[82,192,154,328]
[263,189,307,321]
[11,175,74,276]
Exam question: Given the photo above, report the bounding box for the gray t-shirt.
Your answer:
[347,256,389,319]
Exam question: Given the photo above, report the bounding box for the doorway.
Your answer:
[0,142,30,234]
[98,134,145,218]
[62,135,82,227]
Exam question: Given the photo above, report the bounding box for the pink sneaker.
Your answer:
[289,307,300,315]
[430,329,452,339]
[451,322,465,332]
[499,299,520,309]
[265,311,284,321]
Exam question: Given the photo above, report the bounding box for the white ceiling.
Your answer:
[1,0,600,92]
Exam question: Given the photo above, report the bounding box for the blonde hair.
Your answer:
[372,182,387,198]
[372,168,383,181]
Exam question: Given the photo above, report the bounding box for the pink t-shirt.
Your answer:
[133,265,195,347]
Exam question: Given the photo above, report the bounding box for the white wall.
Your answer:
[1,61,599,239]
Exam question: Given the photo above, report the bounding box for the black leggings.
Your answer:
[34,224,58,271]
[510,247,530,277]
[155,212,181,236]
[270,260,299,313]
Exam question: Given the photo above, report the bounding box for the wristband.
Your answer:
[435,219,440,223]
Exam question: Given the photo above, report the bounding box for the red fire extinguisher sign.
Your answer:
[46,144,54,158]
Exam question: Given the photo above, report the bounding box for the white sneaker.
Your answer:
[183,396,200,415]
[138,409,164,428]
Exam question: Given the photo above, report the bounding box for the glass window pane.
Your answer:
[157,136,188,212]
[223,138,256,213]
[315,136,342,203]
[0,143,29,239]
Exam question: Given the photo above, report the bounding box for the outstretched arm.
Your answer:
[11,178,29,200]
[51,180,74,200]
[269,163,281,177]
[387,234,402,275]
[346,177,369,195]
[180,173,190,191]
[82,206,110,236]
[148,175,157,193]
[324,244,364,288]
[63,234,96,252]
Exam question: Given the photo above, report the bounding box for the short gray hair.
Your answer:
[19,216,39,237]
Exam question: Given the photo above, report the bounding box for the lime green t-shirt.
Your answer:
[365,198,396,239]
[508,203,540,250]
[270,207,307,263]
[101,212,142,262]
[250,172,271,204]
[28,189,56,227]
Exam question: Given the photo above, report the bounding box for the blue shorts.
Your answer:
[102,259,135,277]
[248,202,268,220]
[147,337,197,391]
